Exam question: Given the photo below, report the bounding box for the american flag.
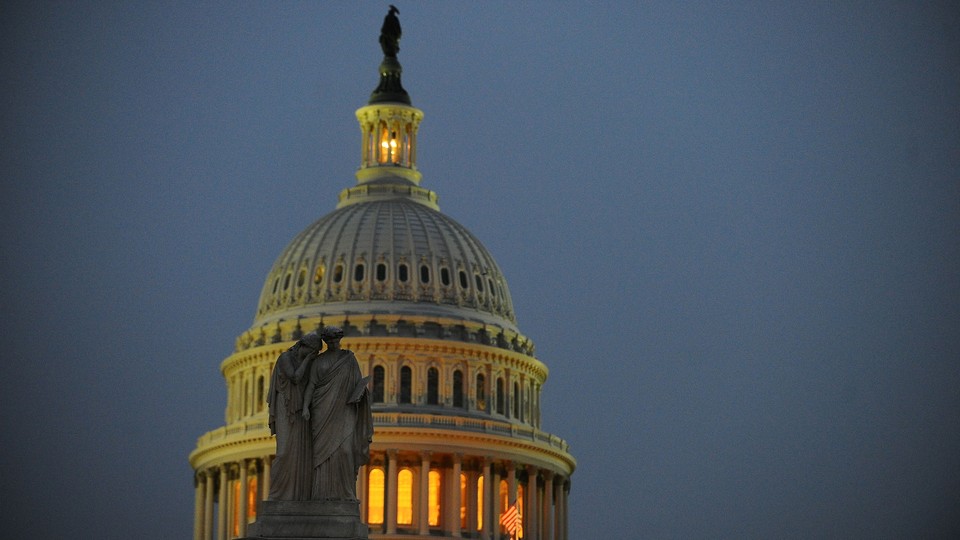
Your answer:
[500,501,520,537]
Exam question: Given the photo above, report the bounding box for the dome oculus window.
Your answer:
[296,269,306,288]
[354,263,365,282]
[459,270,468,289]
[398,263,409,283]
[333,263,344,283]
[313,264,325,284]
[440,267,451,287]
[376,263,387,282]
[419,264,430,284]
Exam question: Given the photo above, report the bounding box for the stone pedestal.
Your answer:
[242,499,368,540]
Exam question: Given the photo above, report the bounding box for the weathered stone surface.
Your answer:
[241,499,368,540]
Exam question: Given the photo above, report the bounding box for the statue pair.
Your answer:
[266,326,373,501]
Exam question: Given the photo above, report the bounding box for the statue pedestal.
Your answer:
[242,499,368,540]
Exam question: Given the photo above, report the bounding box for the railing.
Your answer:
[373,412,570,453]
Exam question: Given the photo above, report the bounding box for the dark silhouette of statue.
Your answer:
[379,5,401,58]
[266,332,321,500]
[301,326,373,500]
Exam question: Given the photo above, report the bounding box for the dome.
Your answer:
[253,192,518,333]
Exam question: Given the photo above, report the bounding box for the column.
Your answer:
[481,458,492,540]
[491,464,501,540]
[238,461,248,537]
[204,470,214,540]
[194,473,204,540]
[542,472,554,540]
[261,456,271,501]
[449,454,462,537]
[386,450,398,534]
[217,466,228,540]
[525,466,538,540]
[418,452,430,535]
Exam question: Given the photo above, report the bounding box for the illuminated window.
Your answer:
[233,481,242,536]
[476,374,486,411]
[460,473,468,529]
[499,480,508,529]
[477,475,484,531]
[372,366,385,403]
[397,468,414,525]
[368,468,384,524]
[428,470,441,526]
[314,264,325,284]
[452,370,464,408]
[400,366,412,404]
[247,476,258,521]
[427,367,439,405]
[333,263,344,283]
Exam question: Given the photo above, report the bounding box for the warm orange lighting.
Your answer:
[368,468,385,524]
[460,473,468,529]
[397,469,414,525]
[477,475,484,531]
[428,470,441,526]
[248,476,258,520]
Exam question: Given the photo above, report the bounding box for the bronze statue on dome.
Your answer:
[379,5,401,58]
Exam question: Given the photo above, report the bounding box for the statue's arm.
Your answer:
[291,350,316,383]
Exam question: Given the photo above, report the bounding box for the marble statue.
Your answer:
[266,332,322,500]
[302,326,374,500]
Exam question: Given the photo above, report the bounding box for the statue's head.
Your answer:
[320,326,344,343]
[299,331,323,351]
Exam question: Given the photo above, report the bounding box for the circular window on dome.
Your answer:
[458,270,468,289]
[283,272,292,291]
[314,264,325,284]
[440,267,450,287]
[354,263,365,282]
[474,273,484,292]
[419,264,430,284]
[398,263,409,283]
[376,263,387,282]
[333,263,344,283]
[297,269,306,288]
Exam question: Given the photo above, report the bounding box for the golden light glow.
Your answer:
[397,468,414,525]
[428,470,441,526]
[232,481,241,536]
[477,475,484,531]
[460,473,468,529]
[368,468,385,524]
[248,476,258,520]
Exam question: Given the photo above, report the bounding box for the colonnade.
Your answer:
[192,451,569,540]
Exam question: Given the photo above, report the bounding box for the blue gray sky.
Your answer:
[2,2,958,539]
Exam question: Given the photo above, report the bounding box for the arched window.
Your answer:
[459,270,468,289]
[427,367,439,405]
[477,474,484,531]
[398,468,414,525]
[513,382,520,419]
[452,370,464,408]
[257,376,265,412]
[496,377,504,415]
[368,468,385,524]
[333,263,344,283]
[354,263,365,282]
[428,469,442,526]
[400,366,412,404]
[398,263,409,283]
[420,264,430,284]
[440,267,451,286]
[372,366,385,403]
[476,374,486,411]
[247,476,258,522]
[376,262,387,282]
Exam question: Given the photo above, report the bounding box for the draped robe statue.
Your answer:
[266,332,321,500]
[302,327,374,500]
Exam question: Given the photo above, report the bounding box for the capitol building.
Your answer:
[189,17,575,540]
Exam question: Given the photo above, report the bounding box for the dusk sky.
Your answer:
[3,2,959,539]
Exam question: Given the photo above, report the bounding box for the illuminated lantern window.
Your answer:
[460,473,468,529]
